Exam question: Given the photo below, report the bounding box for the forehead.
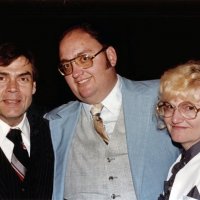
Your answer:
[0,56,33,74]
[167,97,200,106]
[60,30,101,54]
[165,88,200,102]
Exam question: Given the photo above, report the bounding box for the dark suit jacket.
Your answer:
[0,104,54,200]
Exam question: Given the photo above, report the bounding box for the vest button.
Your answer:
[107,157,115,162]
[111,194,120,199]
[109,176,114,180]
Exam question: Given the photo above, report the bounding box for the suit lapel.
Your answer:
[49,103,81,152]
[27,107,44,158]
[26,106,54,199]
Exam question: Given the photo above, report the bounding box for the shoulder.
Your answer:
[27,104,48,122]
[121,76,160,96]
[26,104,51,133]
[122,76,159,87]
[44,100,81,120]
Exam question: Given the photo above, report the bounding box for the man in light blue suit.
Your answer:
[45,23,180,200]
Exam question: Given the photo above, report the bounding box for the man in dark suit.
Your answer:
[0,43,54,199]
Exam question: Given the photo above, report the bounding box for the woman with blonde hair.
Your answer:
[157,60,200,200]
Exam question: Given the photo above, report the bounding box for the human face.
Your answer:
[163,98,200,150]
[59,29,118,104]
[0,56,36,126]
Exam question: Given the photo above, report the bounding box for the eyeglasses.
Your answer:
[157,101,200,119]
[58,46,108,76]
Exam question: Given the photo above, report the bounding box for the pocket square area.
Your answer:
[187,186,200,199]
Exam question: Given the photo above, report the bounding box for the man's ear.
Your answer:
[106,46,117,67]
[32,82,36,94]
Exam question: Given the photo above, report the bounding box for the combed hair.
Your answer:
[0,42,38,81]
[59,22,112,47]
[159,60,200,103]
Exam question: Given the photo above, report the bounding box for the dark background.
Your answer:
[1,0,200,110]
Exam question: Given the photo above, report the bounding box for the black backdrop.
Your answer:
[1,1,200,110]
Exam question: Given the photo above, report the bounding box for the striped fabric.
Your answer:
[90,103,109,145]
[7,129,29,181]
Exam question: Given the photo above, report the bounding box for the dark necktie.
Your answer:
[6,129,29,181]
[158,154,186,200]
[90,103,109,145]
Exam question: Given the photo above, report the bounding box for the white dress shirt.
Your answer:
[84,75,122,136]
[0,113,30,162]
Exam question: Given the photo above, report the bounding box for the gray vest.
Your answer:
[64,107,137,200]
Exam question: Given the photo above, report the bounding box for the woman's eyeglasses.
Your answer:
[157,101,200,119]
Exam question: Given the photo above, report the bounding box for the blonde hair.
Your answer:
[159,60,200,103]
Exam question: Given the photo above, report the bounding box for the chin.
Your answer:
[171,134,186,143]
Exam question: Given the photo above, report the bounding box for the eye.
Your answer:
[62,63,71,69]
[79,54,91,63]
[0,75,6,82]
[184,104,196,111]
[21,77,29,82]
[18,75,32,84]
[164,103,174,110]
[188,106,195,111]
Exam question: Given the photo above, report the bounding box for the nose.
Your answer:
[71,62,84,78]
[171,109,184,124]
[7,79,19,92]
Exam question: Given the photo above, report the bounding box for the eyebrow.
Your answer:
[0,71,33,77]
[18,72,33,77]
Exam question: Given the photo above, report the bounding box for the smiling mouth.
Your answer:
[3,99,21,104]
[77,77,91,85]
[172,126,188,129]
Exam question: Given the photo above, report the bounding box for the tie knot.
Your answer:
[6,129,22,145]
[90,103,103,116]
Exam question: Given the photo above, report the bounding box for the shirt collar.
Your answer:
[0,113,30,147]
[0,120,11,147]
[182,140,200,164]
[83,75,122,116]
[102,75,122,115]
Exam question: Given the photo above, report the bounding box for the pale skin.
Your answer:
[59,29,118,105]
[164,98,200,150]
[0,56,36,126]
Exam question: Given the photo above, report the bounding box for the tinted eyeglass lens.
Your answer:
[59,63,72,76]
[59,55,93,76]
[76,55,93,68]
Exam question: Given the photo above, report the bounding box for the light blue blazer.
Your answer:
[45,76,180,200]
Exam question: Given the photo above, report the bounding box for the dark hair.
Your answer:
[0,43,38,81]
[59,22,112,47]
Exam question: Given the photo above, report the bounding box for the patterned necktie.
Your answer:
[90,103,109,145]
[6,129,29,181]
